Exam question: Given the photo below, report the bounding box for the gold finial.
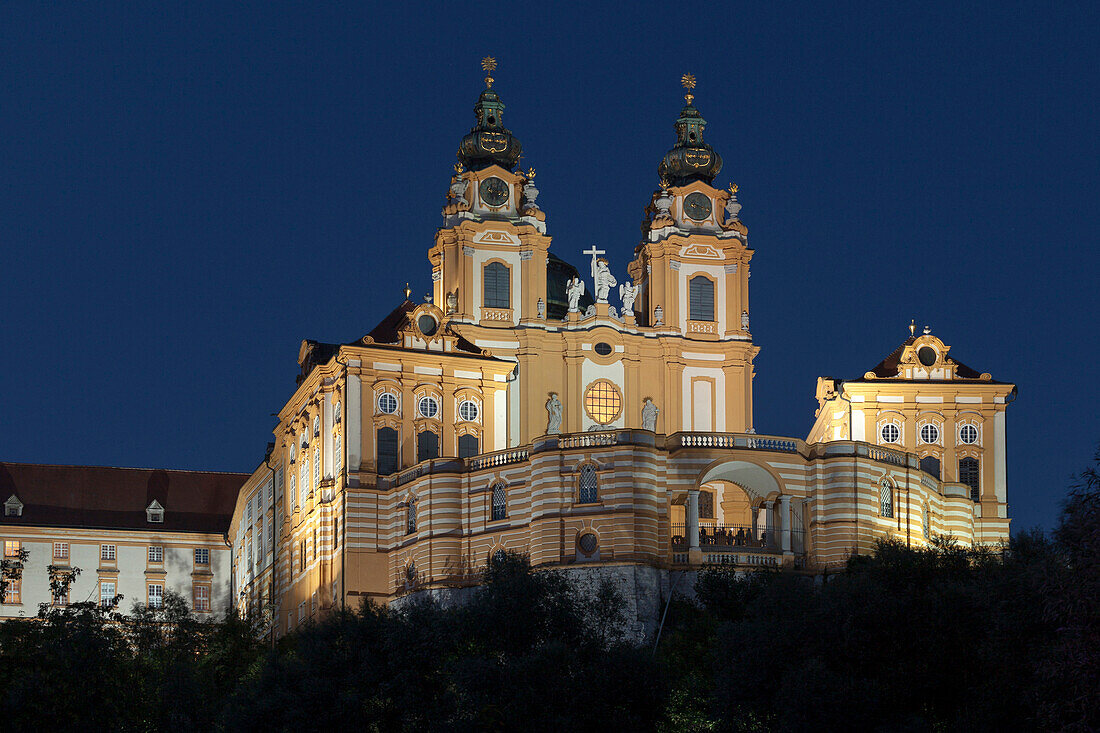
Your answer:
[481,56,497,88]
[527,167,536,179]
[909,319,915,336]
[681,73,697,104]
[454,162,464,174]
[404,283,412,300]
[659,176,670,190]
[728,182,739,195]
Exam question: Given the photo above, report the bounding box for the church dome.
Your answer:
[456,84,523,172]
[657,79,723,186]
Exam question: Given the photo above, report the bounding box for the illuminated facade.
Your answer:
[227,66,1016,636]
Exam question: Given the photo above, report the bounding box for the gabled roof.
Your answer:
[0,462,247,533]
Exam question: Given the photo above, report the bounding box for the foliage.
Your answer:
[1,451,1098,730]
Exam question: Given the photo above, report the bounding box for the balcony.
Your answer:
[670,523,804,569]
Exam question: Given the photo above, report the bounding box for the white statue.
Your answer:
[536,297,545,319]
[448,171,469,203]
[545,394,562,434]
[641,399,659,432]
[619,280,641,314]
[566,276,585,313]
[741,310,750,331]
[445,291,458,315]
[584,246,616,303]
[653,305,664,326]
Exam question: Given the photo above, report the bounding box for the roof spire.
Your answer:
[909,319,915,336]
[681,73,696,105]
[481,56,497,89]
[403,282,412,300]
[657,74,723,186]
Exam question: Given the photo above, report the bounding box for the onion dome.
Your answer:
[457,57,523,172]
[657,74,723,186]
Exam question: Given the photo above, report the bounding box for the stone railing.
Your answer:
[467,448,529,471]
[671,432,800,453]
[558,431,619,449]
[867,445,908,466]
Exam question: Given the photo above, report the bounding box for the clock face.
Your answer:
[683,192,712,221]
[479,177,509,207]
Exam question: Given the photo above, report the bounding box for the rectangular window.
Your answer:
[194,547,210,566]
[52,583,68,607]
[100,581,116,607]
[458,434,479,459]
[3,578,20,604]
[299,541,306,571]
[483,262,510,308]
[699,491,715,520]
[148,546,163,563]
[4,540,22,558]
[100,544,116,562]
[311,592,317,614]
[689,275,715,321]
[53,542,70,560]
[247,539,253,571]
[314,448,321,486]
[193,584,211,611]
[298,601,305,626]
[148,584,164,608]
[417,430,439,463]
[959,457,981,502]
[377,427,399,475]
[247,496,253,524]
[334,434,342,475]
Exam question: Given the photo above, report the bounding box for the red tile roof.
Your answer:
[0,462,247,534]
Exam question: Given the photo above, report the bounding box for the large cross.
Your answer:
[583,245,605,261]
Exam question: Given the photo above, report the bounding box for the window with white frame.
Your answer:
[194,584,211,611]
[418,395,440,419]
[247,496,253,524]
[334,433,342,475]
[313,415,320,437]
[483,261,510,308]
[378,392,398,415]
[334,401,341,422]
[301,458,309,497]
[880,423,900,444]
[148,546,163,563]
[100,544,116,562]
[458,399,480,422]
[290,474,297,510]
[99,581,116,607]
[148,584,164,608]
[194,547,210,565]
[314,448,321,485]
[959,424,979,445]
[53,542,69,560]
[406,499,417,534]
[960,457,980,502]
[919,423,940,444]
[689,275,715,321]
[146,500,164,523]
[880,479,894,518]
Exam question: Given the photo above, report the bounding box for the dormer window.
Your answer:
[146,500,164,524]
[4,495,23,517]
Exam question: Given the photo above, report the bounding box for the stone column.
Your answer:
[780,495,792,553]
[687,490,701,551]
[763,500,774,547]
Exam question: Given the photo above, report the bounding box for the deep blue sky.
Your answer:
[2,3,1097,533]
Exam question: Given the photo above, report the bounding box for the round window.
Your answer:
[583,379,623,425]
[418,396,439,419]
[578,532,599,554]
[917,346,937,367]
[959,424,979,444]
[594,342,613,356]
[458,399,479,422]
[880,423,900,444]
[418,314,438,337]
[378,393,398,415]
[920,424,940,444]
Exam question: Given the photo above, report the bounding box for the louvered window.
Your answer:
[417,431,439,463]
[377,427,398,475]
[689,275,714,321]
[484,262,510,308]
[959,458,980,501]
[458,434,479,459]
[919,455,941,479]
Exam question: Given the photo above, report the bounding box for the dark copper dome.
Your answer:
[457,87,523,172]
[657,101,723,186]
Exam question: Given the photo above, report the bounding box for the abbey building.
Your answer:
[1,66,1015,632]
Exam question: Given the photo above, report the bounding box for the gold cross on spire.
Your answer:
[482,56,497,88]
[681,73,697,104]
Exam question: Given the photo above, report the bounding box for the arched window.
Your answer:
[919,455,941,480]
[406,500,417,534]
[458,434,479,459]
[377,427,398,475]
[922,502,931,539]
[313,448,321,485]
[959,457,980,501]
[579,464,599,504]
[417,431,439,463]
[333,433,342,475]
[289,474,297,510]
[484,262,510,308]
[880,479,894,518]
[689,275,715,321]
[300,459,309,500]
[491,482,507,521]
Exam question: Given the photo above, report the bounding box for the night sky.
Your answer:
[2,3,1097,533]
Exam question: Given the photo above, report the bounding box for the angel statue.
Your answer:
[619,280,642,314]
[545,393,563,434]
[566,276,585,313]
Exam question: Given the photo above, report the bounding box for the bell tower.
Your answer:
[628,75,758,432]
[430,58,551,330]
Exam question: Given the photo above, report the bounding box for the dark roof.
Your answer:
[0,462,247,534]
[363,299,419,344]
[864,337,986,381]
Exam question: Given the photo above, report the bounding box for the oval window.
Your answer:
[378,393,398,415]
[578,532,599,554]
[458,400,479,422]
[917,346,937,366]
[418,396,439,419]
[594,342,613,356]
[418,314,438,337]
[959,425,979,444]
